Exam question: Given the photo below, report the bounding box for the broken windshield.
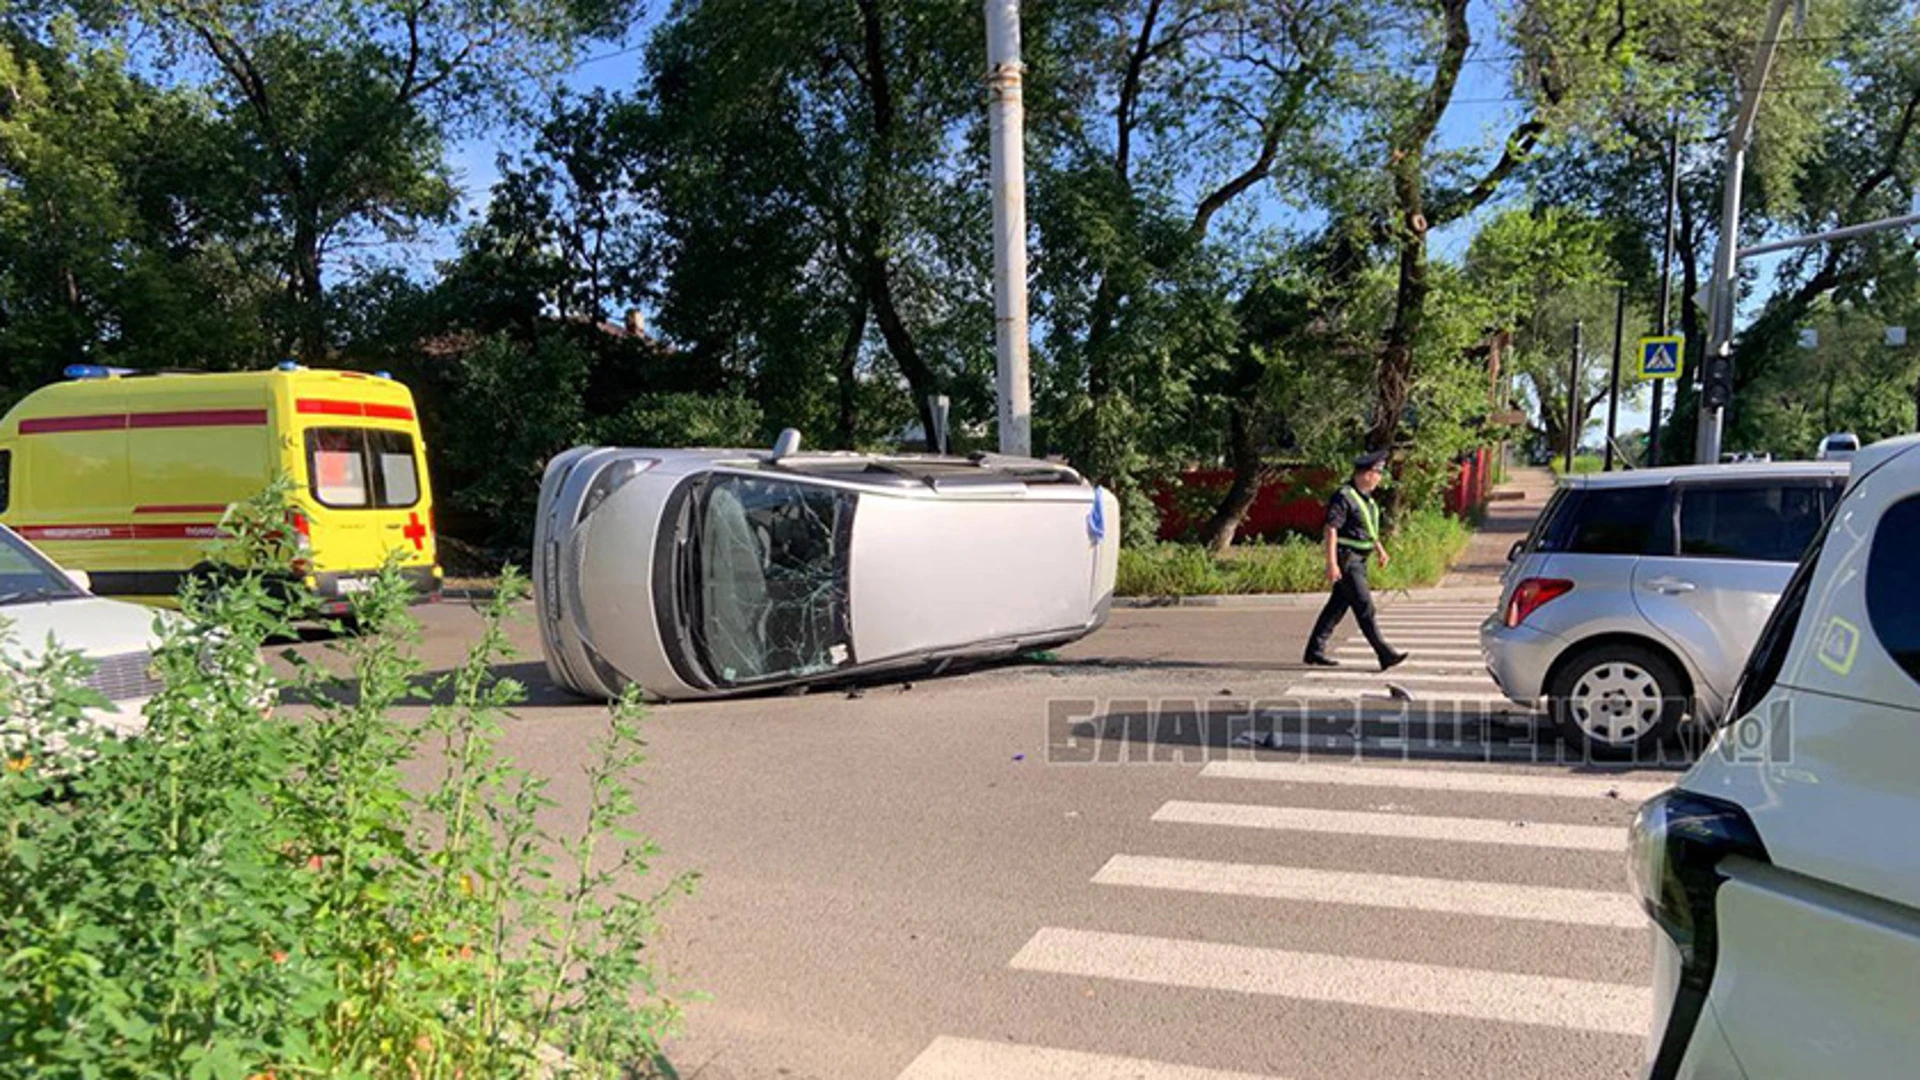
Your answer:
[687,474,854,686]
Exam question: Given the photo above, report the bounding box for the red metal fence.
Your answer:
[1149,448,1496,544]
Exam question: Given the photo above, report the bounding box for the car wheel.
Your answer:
[1548,643,1688,760]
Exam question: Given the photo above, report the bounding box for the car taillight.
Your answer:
[287,509,313,573]
[1505,577,1573,628]
[1630,790,1769,1079]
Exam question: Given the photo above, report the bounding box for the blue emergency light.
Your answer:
[64,364,134,380]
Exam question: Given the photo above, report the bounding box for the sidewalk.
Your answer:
[1436,465,1557,590]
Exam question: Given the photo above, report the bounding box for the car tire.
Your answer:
[1548,643,1688,761]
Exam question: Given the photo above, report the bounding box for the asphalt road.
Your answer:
[296,596,1675,1080]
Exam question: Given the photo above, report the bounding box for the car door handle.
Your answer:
[1643,577,1697,594]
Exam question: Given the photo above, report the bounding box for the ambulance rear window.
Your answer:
[369,430,420,507]
[309,430,370,507]
[306,428,420,510]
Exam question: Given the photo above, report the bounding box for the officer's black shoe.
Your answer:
[1379,650,1409,672]
[1303,654,1340,667]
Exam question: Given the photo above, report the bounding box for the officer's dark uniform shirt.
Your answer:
[1325,486,1379,553]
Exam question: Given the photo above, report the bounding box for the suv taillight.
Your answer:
[1505,577,1573,628]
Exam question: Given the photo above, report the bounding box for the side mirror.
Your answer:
[1507,540,1525,564]
[66,569,91,592]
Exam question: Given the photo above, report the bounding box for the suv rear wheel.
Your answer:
[1549,643,1688,760]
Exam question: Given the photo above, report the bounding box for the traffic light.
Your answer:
[1703,354,1734,409]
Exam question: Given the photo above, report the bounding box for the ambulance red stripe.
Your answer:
[19,414,127,434]
[129,409,267,428]
[20,409,267,434]
[17,523,224,541]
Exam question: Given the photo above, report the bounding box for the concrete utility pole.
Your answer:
[985,0,1032,457]
[1698,0,1796,464]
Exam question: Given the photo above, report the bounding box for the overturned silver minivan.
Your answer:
[532,434,1121,700]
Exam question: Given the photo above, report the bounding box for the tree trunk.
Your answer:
[1538,399,1565,462]
[1198,401,1266,555]
[1369,0,1470,458]
[1372,222,1426,454]
[291,214,326,363]
[836,297,869,449]
[850,0,939,450]
[865,254,940,451]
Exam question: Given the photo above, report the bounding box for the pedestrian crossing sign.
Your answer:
[1638,335,1683,380]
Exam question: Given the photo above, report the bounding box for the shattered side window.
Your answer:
[692,474,854,685]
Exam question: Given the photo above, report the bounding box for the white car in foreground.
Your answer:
[0,525,166,750]
[532,433,1121,701]
[1632,433,1920,1077]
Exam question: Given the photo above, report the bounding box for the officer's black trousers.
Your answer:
[1305,549,1393,663]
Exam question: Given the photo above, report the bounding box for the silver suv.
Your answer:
[1480,462,1847,757]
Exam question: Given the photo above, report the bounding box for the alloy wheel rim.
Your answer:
[1568,661,1663,746]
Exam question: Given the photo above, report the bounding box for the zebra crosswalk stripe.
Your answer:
[1196,759,1671,801]
[894,1037,1284,1080]
[1092,854,1645,928]
[1152,800,1628,851]
[1290,671,1501,685]
[1009,928,1651,1035]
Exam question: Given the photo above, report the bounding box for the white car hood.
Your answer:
[0,597,167,661]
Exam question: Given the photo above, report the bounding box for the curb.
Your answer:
[1115,584,1505,609]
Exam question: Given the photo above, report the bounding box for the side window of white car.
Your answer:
[1867,494,1920,687]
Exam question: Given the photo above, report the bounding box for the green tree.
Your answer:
[1357,0,1586,460]
[1026,0,1370,545]
[431,333,592,552]
[635,0,989,450]
[84,0,635,360]
[0,24,273,394]
[1734,304,1920,455]
[1520,0,1919,461]
[1465,207,1646,462]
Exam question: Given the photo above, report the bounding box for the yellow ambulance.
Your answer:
[0,363,442,612]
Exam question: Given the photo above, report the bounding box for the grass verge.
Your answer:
[1548,454,1606,476]
[1116,509,1473,597]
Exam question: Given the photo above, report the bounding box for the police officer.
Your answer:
[1303,450,1409,671]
